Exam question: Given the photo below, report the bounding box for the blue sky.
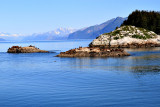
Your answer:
[0,0,159,34]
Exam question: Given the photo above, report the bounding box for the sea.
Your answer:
[0,40,160,107]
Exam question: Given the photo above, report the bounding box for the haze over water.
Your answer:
[0,40,160,107]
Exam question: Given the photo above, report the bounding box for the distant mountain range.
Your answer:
[0,28,76,41]
[68,17,127,39]
[0,17,127,41]
[0,33,23,41]
[23,28,76,41]
[0,38,5,41]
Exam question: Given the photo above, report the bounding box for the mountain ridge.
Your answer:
[23,28,76,41]
[0,38,5,41]
[0,17,127,41]
[68,17,127,39]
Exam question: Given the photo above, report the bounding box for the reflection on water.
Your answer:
[131,66,160,73]
[65,48,160,76]
[125,47,160,52]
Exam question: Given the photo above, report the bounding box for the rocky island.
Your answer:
[7,45,49,53]
[56,47,130,57]
[89,26,160,48]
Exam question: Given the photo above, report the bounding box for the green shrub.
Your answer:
[132,34,146,39]
[114,37,119,40]
[144,33,151,39]
[112,30,120,36]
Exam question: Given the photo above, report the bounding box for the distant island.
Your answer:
[7,45,49,53]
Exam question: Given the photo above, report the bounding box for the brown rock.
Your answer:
[7,45,49,53]
[56,47,130,57]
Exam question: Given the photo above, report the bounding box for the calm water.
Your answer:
[0,40,160,107]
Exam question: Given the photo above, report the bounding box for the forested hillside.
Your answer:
[122,10,160,34]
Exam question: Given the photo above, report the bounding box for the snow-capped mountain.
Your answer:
[0,28,76,41]
[23,28,76,41]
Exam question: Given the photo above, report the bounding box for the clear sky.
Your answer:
[0,0,159,34]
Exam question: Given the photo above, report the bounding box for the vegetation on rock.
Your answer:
[89,25,160,48]
[102,26,157,40]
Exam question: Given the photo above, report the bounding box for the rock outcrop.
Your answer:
[7,45,49,53]
[56,47,130,57]
[89,26,160,48]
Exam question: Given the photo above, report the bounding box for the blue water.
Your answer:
[0,40,160,107]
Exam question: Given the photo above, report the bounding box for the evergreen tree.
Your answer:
[122,10,160,34]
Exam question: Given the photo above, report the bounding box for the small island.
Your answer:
[7,45,49,53]
[56,47,130,57]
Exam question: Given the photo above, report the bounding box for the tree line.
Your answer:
[122,10,160,34]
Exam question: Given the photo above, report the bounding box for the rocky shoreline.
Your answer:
[56,47,130,57]
[90,38,160,48]
[90,26,160,48]
[7,45,49,53]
